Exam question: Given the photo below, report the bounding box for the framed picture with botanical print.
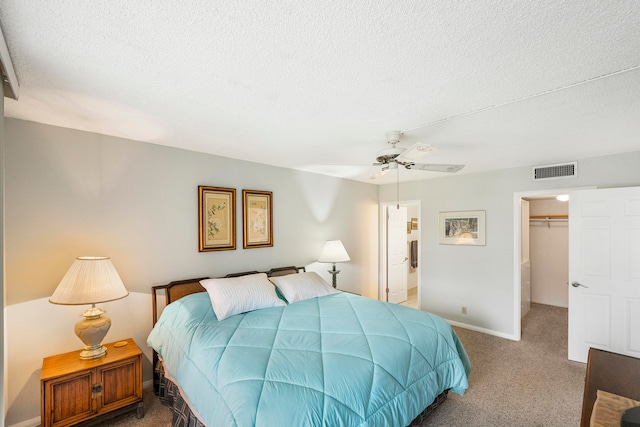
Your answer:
[242,189,273,249]
[198,186,236,251]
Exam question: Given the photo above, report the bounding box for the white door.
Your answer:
[387,206,408,303]
[568,186,640,363]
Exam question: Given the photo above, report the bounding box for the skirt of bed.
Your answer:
[155,363,206,427]
[154,362,448,427]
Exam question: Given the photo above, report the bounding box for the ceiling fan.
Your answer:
[371,131,465,179]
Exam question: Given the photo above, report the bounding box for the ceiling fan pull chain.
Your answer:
[396,165,400,209]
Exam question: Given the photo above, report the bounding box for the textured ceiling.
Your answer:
[1,1,639,184]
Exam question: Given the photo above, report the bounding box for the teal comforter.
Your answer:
[148,292,470,427]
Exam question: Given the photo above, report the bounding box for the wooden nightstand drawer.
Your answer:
[41,338,144,427]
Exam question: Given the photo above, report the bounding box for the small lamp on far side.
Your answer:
[318,240,350,288]
[49,256,129,360]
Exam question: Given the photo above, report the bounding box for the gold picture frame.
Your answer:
[198,186,236,251]
[242,190,273,249]
[411,218,418,230]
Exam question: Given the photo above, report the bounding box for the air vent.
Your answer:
[532,162,577,181]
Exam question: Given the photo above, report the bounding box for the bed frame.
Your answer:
[149,265,450,427]
[151,266,305,326]
[150,266,306,393]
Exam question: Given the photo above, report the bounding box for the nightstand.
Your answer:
[41,338,144,427]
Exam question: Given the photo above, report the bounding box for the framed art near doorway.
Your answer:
[439,210,486,245]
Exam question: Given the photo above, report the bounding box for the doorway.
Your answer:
[513,186,593,340]
[379,200,421,309]
[525,196,569,309]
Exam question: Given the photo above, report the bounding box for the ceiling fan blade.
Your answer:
[395,143,437,164]
[409,163,465,173]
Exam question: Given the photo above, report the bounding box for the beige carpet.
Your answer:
[427,303,586,426]
[92,386,172,427]
[95,303,585,426]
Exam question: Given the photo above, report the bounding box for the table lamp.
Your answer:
[318,240,350,288]
[49,256,129,359]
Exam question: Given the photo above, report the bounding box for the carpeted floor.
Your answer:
[426,303,586,426]
[96,303,586,426]
[92,386,172,427]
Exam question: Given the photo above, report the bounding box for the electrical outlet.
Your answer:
[461,306,467,315]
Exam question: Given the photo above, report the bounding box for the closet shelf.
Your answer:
[529,214,568,228]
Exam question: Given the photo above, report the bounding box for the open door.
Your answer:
[568,186,640,362]
[387,205,408,303]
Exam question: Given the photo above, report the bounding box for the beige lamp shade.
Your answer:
[50,256,128,305]
[318,240,350,263]
[50,256,128,359]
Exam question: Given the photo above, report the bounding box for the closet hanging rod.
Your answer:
[529,215,568,228]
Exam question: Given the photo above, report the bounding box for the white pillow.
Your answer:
[200,273,285,320]
[269,271,338,303]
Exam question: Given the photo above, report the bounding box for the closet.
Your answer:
[526,197,569,308]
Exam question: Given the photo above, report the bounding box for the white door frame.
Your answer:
[379,200,421,308]
[512,186,595,341]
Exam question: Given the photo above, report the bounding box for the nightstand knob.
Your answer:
[91,383,103,398]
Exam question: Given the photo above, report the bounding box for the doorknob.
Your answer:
[571,281,589,288]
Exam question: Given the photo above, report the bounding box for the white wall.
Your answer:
[3,119,379,425]
[379,151,640,338]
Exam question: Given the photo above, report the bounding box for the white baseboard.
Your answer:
[447,319,520,341]
[7,416,40,427]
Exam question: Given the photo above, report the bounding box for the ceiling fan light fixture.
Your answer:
[375,146,404,163]
[370,168,390,180]
[370,130,465,179]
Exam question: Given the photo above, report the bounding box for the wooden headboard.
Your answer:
[151,266,305,326]
[150,265,306,386]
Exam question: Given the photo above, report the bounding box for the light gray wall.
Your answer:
[379,151,640,337]
[3,118,379,425]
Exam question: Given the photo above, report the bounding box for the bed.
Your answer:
[147,266,471,427]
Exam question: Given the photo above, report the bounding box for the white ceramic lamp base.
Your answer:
[74,306,111,360]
